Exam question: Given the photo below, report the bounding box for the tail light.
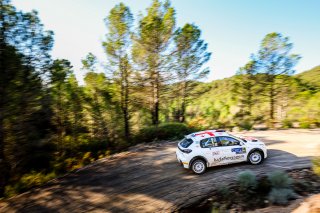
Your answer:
[181,149,192,154]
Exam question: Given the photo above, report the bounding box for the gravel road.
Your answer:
[0,129,319,213]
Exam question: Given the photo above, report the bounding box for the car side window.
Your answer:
[200,138,214,148]
[200,137,218,148]
[217,136,240,146]
[212,137,219,147]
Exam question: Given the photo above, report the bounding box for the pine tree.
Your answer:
[173,23,211,122]
[103,3,133,140]
[253,33,300,127]
[49,59,73,156]
[0,0,53,196]
[233,60,257,115]
[132,0,176,125]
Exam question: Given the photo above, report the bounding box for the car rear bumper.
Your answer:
[176,149,189,169]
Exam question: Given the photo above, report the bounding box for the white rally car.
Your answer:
[176,130,267,174]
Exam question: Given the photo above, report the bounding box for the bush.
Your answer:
[268,188,295,205]
[268,171,292,188]
[298,117,317,129]
[5,171,56,197]
[281,119,293,129]
[267,171,295,205]
[134,122,194,143]
[256,176,272,195]
[237,170,257,191]
[238,120,254,131]
[217,185,230,198]
[19,171,56,189]
[78,139,108,156]
[312,157,320,176]
[299,121,311,129]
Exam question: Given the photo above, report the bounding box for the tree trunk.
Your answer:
[152,71,160,126]
[247,76,253,115]
[123,67,130,141]
[119,57,130,141]
[269,80,275,128]
[179,81,187,123]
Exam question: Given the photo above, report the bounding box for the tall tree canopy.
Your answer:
[0,0,53,196]
[253,32,300,127]
[173,23,211,122]
[103,3,133,140]
[132,0,176,125]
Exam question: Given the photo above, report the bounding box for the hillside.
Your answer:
[296,65,320,88]
[187,68,320,129]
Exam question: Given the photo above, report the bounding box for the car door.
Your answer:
[198,137,219,166]
[199,137,224,166]
[213,136,247,165]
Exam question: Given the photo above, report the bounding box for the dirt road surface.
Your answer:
[1,129,319,213]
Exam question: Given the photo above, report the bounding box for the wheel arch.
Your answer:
[189,156,209,168]
[247,148,264,160]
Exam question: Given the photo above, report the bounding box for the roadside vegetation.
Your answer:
[182,169,320,212]
[0,0,319,198]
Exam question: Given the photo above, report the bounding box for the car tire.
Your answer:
[248,151,263,165]
[191,159,206,174]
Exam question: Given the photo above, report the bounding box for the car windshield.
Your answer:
[179,138,193,148]
[229,134,246,142]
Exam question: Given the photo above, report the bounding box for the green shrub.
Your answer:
[4,185,17,198]
[312,157,320,176]
[268,188,295,205]
[217,185,230,198]
[281,119,293,128]
[4,171,56,197]
[267,171,295,205]
[293,179,312,194]
[19,171,56,189]
[299,121,311,129]
[256,176,272,194]
[237,170,257,191]
[238,120,254,131]
[78,139,108,154]
[298,117,317,129]
[268,171,292,188]
[134,122,194,143]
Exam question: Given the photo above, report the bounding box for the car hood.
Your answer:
[237,135,264,144]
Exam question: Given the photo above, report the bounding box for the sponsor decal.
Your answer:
[231,147,246,154]
[213,155,245,163]
[212,151,220,155]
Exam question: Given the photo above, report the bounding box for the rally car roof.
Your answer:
[186,129,229,140]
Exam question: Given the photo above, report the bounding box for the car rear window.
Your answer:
[179,138,193,148]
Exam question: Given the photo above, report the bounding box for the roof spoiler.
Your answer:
[214,129,226,132]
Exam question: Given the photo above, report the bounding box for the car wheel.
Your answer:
[191,159,206,174]
[248,151,263,165]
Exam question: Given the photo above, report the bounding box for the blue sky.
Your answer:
[12,0,320,82]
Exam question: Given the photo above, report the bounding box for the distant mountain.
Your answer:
[296,66,320,88]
